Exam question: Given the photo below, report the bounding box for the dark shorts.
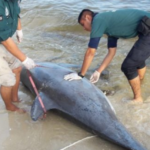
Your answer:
[121,34,150,80]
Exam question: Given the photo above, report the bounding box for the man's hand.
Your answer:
[22,57,36,70]
[90,70,101,83]
[16,30,23,43]
[64,73,82,81]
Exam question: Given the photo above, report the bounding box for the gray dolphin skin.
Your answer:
[20,62,146,150]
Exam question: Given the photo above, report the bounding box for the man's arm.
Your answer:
[64,37,100,81]
[97,36,118,73]
[79,37,101,76]
[1,37,26,61]
[64,47,96,81]
[16,18,23,43]
[80,47,96,76]
[1,37,36,70]
[17,18,22,30]
[90,47,116,83]
[97,47,116,73]
[90,36,118,83]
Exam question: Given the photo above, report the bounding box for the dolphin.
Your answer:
[20,62,146,150]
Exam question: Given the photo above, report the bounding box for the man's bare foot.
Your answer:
[6,104,26,113]
[15,108,26,113]
[122,97,143,105]
[12,98,22,103]
[129,97,143,105]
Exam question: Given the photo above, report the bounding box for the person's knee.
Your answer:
[138,69,145,80]
[121,66,129,79]
[121,64,138,80]
[138,74,144,80]
[137,66,146,80]
[0,74,16,86]
[121,63,125,73]
[121,63,129,74]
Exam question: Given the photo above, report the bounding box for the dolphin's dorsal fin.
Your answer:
[31,92,57,121]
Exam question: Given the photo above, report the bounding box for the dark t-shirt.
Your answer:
[0,0,20,42]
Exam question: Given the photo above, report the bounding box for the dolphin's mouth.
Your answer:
[31,116,38,121]
[31,114,44,121]
[31,98,45,121]
[31,109,44,121]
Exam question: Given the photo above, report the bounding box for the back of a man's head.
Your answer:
[78,9,94,24]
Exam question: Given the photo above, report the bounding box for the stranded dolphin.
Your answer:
[20,62,146,150]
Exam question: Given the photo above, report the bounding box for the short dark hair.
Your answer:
[78,9,94,24]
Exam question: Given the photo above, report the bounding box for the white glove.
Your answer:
[16,30,23,43]
[90,70,101,83]
[22,57,36,70]
[64,73,82,81]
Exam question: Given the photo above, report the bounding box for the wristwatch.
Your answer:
[78,72,84,78]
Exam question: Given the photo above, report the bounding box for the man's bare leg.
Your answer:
[0,85,19,111]
[137,66,146,82]
[128,76,143,102]
[0,85,25,113]
[12,66,22,102]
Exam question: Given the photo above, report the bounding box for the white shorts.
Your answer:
[0,45,21,86]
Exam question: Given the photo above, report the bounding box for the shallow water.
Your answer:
[0,0,150,150]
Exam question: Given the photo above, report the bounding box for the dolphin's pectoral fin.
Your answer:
[31,92,56,121]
